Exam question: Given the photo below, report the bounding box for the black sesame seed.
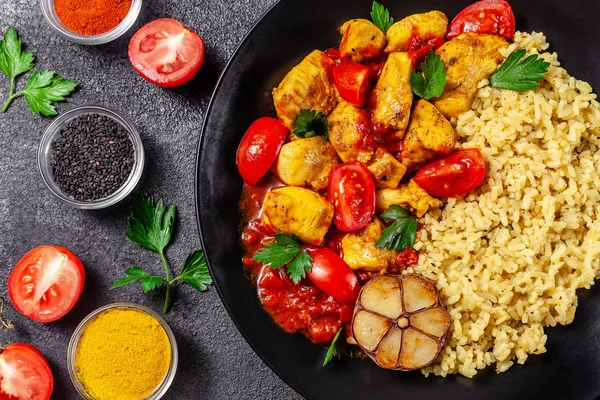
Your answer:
[49,113,135,202]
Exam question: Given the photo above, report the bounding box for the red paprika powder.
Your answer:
[54,0,133,36]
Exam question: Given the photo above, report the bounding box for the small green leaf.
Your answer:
[323,328,345,366]
[490,49,550,92]
[380,204,413,221]
[110,266,163,291]
[293,109,329,139]
[20,70,77,116]
[176,249,213,292]
[286,251,313,284]
[411,51,446,100]
[253,234,302,269]
[376,205,418,251]
[370,1,394,34]
[125,193,176,254]
[140,276,164,293]
[0,26,34,80]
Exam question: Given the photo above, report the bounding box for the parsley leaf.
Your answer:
[323,328,345,366]
[286,250,313,284]
[370,1,394,34]
[110,266,164,293]
[411,51,446,100]
[490,49,550,92]
[375,205,418,251]
[293,109,329,139]
[0,26,34,80]
[126,193,176,255]
[175,249,213,291]
[253,233,302,268]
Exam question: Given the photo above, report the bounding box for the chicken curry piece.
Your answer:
[385,11,448,53]
[339,19,387,62]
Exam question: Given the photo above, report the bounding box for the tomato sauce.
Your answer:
[240,173,342,344]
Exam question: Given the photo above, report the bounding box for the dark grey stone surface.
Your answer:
[0,0,301,399]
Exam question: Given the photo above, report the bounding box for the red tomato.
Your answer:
[307,248,360,305]
[0,343,53,400]
[365,122,404,152]
[340,305,354,322]
[236,117,288,185]
[324,48,341,61]
[413,148,486,197]
[128,18,205,88]
[408,36,445,67]
[396,247,419,266]
[447,0,515,40]
[327,162,376,232]
[332,60,372,107]
[8,246,85,323]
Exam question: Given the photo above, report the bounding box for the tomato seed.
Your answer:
[50,288,58,297]
[22,275,32,283]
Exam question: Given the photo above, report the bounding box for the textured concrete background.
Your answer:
[0,0,302,398]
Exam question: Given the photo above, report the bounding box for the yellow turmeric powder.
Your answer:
[75,307,172,400]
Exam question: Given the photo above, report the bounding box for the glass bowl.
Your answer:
[38,105,144,210]
[40,0,142,45]
[67,302,178,400]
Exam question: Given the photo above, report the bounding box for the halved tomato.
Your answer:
[0,343,53,400]
[8,246,85,323]
[307,248,360,306]
[447,0,515,40]
[332,60,373,107]
[128,18,205,88]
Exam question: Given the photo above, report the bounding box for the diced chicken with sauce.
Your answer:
[376,180,441,218]
[328,102,374,164]
[369,52,413,141]
[262,187,334,246]
[341,218,396,272]
[339,19,387,62]
[367,148,406,189]
[400,100,457,171]
[385,11,448,53]
[433,33,508,119]
[272,50,338,131]
[274,136,340,191]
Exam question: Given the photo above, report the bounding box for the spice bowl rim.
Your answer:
[38,105,145,210]
[67,302,179,400]
[40,0,143,45]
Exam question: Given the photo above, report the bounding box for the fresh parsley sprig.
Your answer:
[0,297,14,331]
[375,205,418,251]
[111,193,213,314]
[293,109,329,139]
[0,26,77,116]
[411,50,446,100]
[370,1,394,35]
[490,49,550,92]
[252,233,313,284]
[323,328,345,366]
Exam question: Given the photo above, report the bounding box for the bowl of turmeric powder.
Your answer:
[67,302,178,400]
[40,0,142,45]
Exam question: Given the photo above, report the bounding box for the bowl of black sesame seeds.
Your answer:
[38,105,144,209]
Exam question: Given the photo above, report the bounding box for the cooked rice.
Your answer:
[407,31,600,378]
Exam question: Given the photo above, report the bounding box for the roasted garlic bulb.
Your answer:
[352,274,450,370]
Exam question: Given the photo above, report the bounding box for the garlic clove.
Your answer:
[360,276,403,319]
[375,327,402,369]
[399,328,440,370]
[410,306,450,338]
[403,274,438,313]
[353,310,392,352]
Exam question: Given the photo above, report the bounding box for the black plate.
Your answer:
[195,1,600,398]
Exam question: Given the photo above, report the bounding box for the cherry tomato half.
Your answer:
[447,0,515,40]
[128,18,205,88]
[327,162,376,232]
[408,36,445,67]
[0,343,53,400]
[8,246,85,323]
[307,248,360,306]
[332,59,373,107]
[236,117,288,185]
[413,148,486,198]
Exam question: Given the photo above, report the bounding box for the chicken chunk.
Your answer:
[385,11,448,53]
[274,136,339,191]
[328,102,374,164]
[367,148,406,189]
[400,100,457,171]
[369,52,413,143]
[339,19,387,62]
[262,187,334,245]
[376,180,441,218]
[272,50,338,131]
[433,33,508,119]
[341,218,396,272]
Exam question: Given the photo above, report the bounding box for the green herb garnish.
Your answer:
[293,109,329,139]
[111,194,213,313]
[0,26,76,116]
[370,1,394,35]
[375,205,418,251]
[0,297,14,331]
[411,50,446,100]
[490,49,550,92]
[323,328,345,366]
[253,233,313,284]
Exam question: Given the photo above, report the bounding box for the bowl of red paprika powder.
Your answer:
[41,0,142,45]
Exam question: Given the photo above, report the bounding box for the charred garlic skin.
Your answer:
[351,274,450,371]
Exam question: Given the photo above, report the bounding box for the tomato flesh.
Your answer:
[0,343,53,400]
[447,0,515,40]
[307,248,360,306]
[327,162,376,232]
[408,36,445,67]
[332,60,372,107]
[129,18,205,88]
[236,117,288,185]
[413,148,486,197]
[396,247,419,266]
[8,246,85,323]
